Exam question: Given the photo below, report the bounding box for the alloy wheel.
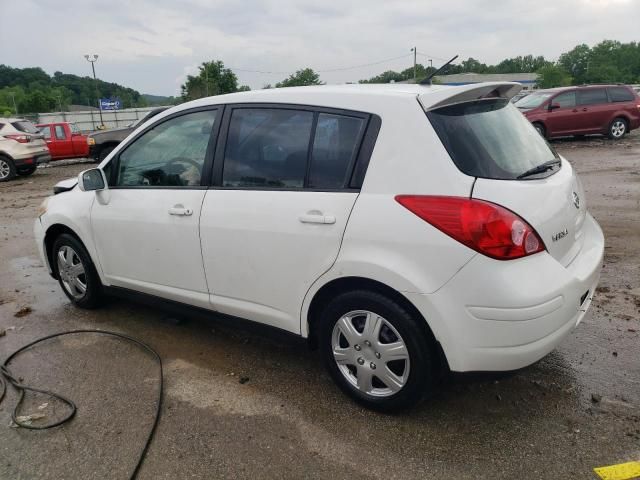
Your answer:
[331,310,410,397]
[0,159,10,180]
[57,245,87,299]
[611,120,626,138]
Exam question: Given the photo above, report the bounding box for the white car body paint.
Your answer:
[35,82,604,373]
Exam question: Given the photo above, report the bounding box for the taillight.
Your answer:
[4,134,31,143]
[395,195,545,260]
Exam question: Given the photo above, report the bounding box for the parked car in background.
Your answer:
[35,83,603,410]
[0,118,51,182]
[37,122,89,160]
[87,107,168,162]
[515,84,640,139]
[510,90,530,103]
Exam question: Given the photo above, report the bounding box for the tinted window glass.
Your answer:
[577,89,608,106]
[11,121,40,134]
[116,109,217,187]
[223,109,313,188]
[40,126,51,140]
[608,87,634,102]
[308,114,364,189]
[427,99,558,180]
[54,125,66,140]
[553,91,576,108]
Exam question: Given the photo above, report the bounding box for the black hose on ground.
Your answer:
[0,329,163,480]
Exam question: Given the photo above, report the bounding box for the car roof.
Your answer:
[0,118,29,123]
[532,84,630,95]
[162,82,522,119]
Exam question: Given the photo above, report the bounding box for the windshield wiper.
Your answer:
[517,159,561,179]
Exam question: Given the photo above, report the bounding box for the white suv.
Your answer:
[34,83,604,410]
[0,118,51,181]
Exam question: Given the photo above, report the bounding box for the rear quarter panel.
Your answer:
[301,96,477,336]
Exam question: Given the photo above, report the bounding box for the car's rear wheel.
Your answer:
[608,118,627,140]
[319,290,434,411]
[52,233,103,308]
[17,166,37,176]
[0,156,16,182]
[533,122,546,137]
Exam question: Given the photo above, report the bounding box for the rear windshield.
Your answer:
[11,121,40,134]
[426,99,559,180]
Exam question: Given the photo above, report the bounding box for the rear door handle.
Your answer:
[299,212,336,224]
[168,205,193,216]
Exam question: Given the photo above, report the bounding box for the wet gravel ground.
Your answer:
[0,135,639,479]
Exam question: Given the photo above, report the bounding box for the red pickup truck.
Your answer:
[37,122,89,160]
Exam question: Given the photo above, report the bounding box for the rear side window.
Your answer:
[553,91,576,108]
[577,89,608,106]
[608,87,634,102]
[223,109,314,188]
[308,114,365,189]
[11,121,40,134]
[426,99,558,180]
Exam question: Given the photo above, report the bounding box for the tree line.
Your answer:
[2,40,638,115]
[0,65,148,116]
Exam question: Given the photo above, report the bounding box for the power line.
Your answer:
[227,52,415,76]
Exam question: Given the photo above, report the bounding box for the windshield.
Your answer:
[426,99,559,180]
[514,92,553,109]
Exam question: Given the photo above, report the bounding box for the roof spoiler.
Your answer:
[419,82,523,112]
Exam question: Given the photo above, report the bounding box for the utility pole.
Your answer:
[411,47,417,83]
[429,59,433,69]
[9,92,18,115]
[84,54,104,128]
[205,64,209,97]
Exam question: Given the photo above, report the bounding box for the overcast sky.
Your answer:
[2,0,638,95]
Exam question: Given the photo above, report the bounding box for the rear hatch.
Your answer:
[423,93,586,266]
[11,120,47,149]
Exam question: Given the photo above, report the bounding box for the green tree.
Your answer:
[275,68,322,87]
[536,65,572,88]
[180,61,248,101]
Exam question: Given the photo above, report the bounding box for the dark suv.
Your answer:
[515,85,640,139]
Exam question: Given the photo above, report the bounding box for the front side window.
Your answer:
[308,114,365,189]
[54,125,66,140]
[116,109,217,187]
[70,123,81,134]
[223,108,313,188]
[552,91,576,108]
[577,89,608,106]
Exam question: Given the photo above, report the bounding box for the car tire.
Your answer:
[533,122,546,137]
[97,145,115,163]
[52,233,103,309]
[318,289,434,411]
[17,166,37,176]
[0,155,16,182]
[608,118,627,140]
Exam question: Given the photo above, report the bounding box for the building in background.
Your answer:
[433,73,538,91]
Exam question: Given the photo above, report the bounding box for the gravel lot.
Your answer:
[0,134,639,479]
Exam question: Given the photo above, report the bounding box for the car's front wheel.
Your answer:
[319,290,434,411]
[608,118,627,140]
[52,233,103,308]
[533,122,546,137]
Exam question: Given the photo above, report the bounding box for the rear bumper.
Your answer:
[406,213,604,372]
[13,152,51,168]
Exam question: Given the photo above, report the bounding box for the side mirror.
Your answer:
[78,168,107,192]
[549,103,561,111]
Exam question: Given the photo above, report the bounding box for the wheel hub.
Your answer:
[331,310,410,398]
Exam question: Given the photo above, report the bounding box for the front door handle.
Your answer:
[299,211,336,224]
[168,204,193,216]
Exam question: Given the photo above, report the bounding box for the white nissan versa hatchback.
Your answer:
[35,83,604,410]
